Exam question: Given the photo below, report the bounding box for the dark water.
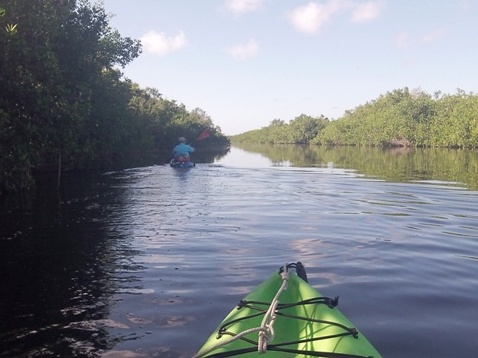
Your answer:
[1,147,477,358]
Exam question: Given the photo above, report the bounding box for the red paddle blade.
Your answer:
[196,129,211,141]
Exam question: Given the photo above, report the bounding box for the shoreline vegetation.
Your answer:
[231,87,478,149]
[1,1,476,197]
[0,1,229,195]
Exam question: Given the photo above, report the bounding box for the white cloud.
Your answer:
[420,27,447,43]
[228,39,259,60]
[140,30,187,56]
[289,0,383,33]
[225,0,265,15]
[351,1,383,23]
[289,1,341,34]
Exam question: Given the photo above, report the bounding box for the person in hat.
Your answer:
[172,137,195,163]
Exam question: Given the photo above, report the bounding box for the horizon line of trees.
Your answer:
[0,0,229,195]
[231,88,478,150]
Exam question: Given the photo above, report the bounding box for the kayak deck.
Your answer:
[195,262,381,357]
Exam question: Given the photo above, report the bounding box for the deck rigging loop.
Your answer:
[257,262,290,353]
[193,264,291,358]
[194,262,372,358]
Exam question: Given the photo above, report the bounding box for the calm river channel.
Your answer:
[1,146,477,358]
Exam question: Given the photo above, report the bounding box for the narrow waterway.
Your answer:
[1,147,477,357]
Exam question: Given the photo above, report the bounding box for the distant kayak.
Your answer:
[194,262,382,357]
[170,159,195,168]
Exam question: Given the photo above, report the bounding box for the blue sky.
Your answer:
[103,0,478,135]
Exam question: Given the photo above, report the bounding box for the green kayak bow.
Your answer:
[195,262,382,358]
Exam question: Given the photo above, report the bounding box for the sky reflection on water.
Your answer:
[1,147,477,358]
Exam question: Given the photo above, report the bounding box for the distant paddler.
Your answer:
[172,137,195,163]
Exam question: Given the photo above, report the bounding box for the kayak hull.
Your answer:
[195,263,381,357]
[170,159,195,168]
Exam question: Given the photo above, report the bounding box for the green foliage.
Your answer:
[0,0,143,192]
[315,88,478,149]
[232,114,329,144]
[0,0,229,195]
[127,87,229,153]
[233,87,478,150]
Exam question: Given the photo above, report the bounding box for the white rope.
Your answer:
[193,264,291,358]
[258,264,289,354]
